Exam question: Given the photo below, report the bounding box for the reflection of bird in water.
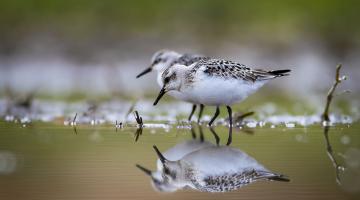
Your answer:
[136,126,217,192]
[136,135,289,192]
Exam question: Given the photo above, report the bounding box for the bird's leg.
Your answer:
[208,106,220,127]
[198,125,204,142]
[188,104,197,122]
[190,125,197,139]
[197,104,204,124]
[209,127,220,146]
[226,106,232,146]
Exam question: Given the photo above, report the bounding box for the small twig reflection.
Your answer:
[134,127,143,142]
[238,127,254,135]
[133,110,143,142]
[323,126,345,185]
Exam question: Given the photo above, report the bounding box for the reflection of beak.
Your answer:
[136,67,152,78]
[136,164,152,176]
[153,87,166,106]
[153,145,167,164]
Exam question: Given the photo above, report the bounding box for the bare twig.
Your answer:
[322,64,347,123]
[115,120,123,132]
[133,111,143,127]
[234,111,255,124]
[72,113,78,125]
[72,113,78,134]
[132,110,144,142]
[226,111,255,126]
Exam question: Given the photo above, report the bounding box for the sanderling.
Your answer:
[136,50,209,122]
[137,144,289,192]
[153,58,291,145]
[136,129,216,192]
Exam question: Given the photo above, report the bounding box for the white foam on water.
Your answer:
[246,122,257,128]
[285,123,295,128]
[1,98,357,129]
[143,124,172,129]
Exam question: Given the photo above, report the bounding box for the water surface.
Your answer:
[0,121,359,200]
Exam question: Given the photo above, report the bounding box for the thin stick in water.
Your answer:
[321,64,347,124]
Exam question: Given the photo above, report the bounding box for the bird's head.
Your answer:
[135,145,182,193]
[153,65,185,105]
[136,50,182,78]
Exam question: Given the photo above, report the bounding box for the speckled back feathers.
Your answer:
[188,58,290,82]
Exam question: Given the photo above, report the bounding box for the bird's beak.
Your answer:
[153,145,167,164]
[136,164,152,176]
[153,87,166,106]
[136,67,152,78]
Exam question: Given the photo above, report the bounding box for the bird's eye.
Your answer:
[153,58,161,65]
[163,167,176,179]
[164,77,170,83]
[153,178,161,184]
[164,167,170,174]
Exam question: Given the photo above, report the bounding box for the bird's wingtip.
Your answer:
[269,174,290,182]
[269,69,291,76]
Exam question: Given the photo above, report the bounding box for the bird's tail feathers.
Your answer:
[253,69,291,81]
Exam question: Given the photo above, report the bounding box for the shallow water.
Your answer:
[0,121,359,200]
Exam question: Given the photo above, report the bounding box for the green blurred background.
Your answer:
[0,0,359,97]
[1,0,359,56]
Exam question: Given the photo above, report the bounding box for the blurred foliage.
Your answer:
[0,0,359,56]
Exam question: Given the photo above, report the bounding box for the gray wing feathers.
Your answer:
[195,170,289,192]
[199,59,290,82]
